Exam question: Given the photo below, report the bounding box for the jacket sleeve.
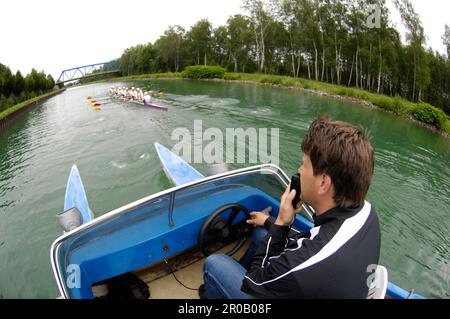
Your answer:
[241,223,326,298]
[263,216,276,230]
[241,223,299,298]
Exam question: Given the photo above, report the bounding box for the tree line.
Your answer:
[117,0,449,115]
[0,63,55,112]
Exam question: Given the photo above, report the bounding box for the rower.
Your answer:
[144,91,152,103]
[158,89,164,97]
[136,88,140,101]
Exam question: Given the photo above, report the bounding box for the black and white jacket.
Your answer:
[241,201,381,298]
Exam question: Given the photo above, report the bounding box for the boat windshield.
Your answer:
[170,166,288,218]
[56,166,289,247]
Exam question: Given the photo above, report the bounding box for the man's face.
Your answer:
[298,154,318,208]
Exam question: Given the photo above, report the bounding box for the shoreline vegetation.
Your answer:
[85,71,450,138]
[0,63,58,127]
[0,64,56,114]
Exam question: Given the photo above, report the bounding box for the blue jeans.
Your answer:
[203,227,268,299]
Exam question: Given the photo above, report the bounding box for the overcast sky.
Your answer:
[0,0,448,80]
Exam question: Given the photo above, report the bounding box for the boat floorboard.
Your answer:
[134,239,251,299]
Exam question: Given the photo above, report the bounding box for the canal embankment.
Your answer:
[0,88,66,131]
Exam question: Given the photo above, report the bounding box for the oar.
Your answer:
[98,101,115,106]
[87,96,111,102]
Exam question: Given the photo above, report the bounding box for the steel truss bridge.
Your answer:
[56,62,120,86]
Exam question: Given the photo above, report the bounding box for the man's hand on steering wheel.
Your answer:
[246,207,272,227]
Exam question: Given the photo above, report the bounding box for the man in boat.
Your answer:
[136,88,140,101]
[143,91,152,104]
[127,87,134,100]
[202,115,381,299]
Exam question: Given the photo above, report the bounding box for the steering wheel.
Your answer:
[198,203,253,257]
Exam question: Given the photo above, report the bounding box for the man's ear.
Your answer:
[318,174,333,195]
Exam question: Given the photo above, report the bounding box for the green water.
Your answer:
[0,80,448,298]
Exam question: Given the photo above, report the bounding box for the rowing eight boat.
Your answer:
[110,94,169,111]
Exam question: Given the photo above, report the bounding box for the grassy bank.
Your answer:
[78,72,450,136]
[0,88,65,121]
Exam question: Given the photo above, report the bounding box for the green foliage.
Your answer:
[280,77,299,87]
[186,19,213,66]
[46,75,55,90]
[224,73,242,80]
[181,65,225,79]
[259,75,283,85]
[410,102,447,129]
[364,94,394,112]
[119,43,158,76]
[14,71,24,95]
[154,26,185,73]
[0,63,55,114]
[392,95,407,115]
[445,120,450,135]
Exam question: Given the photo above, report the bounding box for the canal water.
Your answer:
[0,80,448,298]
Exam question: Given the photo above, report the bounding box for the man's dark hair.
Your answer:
[301,115,374,208]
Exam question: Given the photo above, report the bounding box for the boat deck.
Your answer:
[133,239,251,299]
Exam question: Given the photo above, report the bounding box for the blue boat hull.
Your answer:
[64,165,92,226]
[154,142,204,186]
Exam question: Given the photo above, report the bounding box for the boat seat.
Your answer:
[367,265,388,299]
